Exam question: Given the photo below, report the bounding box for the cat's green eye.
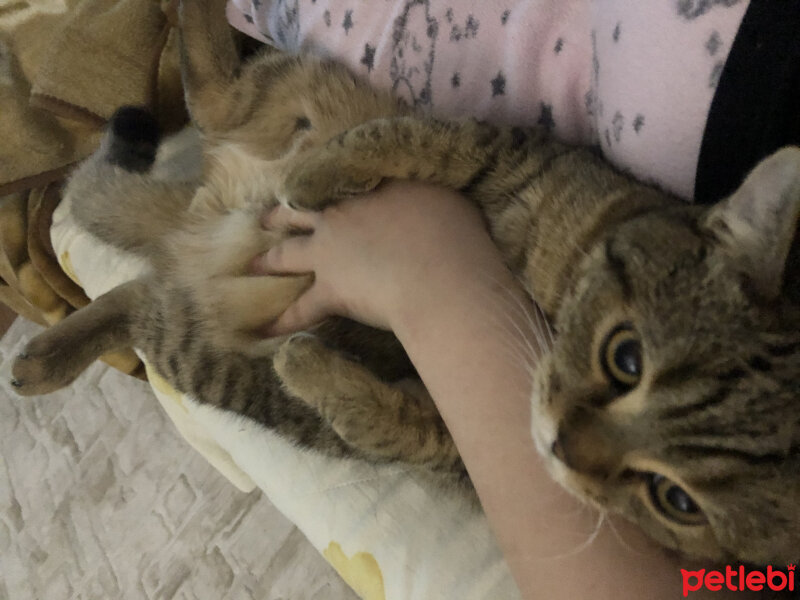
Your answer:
[600,324,642,388]
[648,474,707,526]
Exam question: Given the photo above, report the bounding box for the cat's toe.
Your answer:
[11,342,78,396]
[274,333,326,377]
[11,354,48,396]
[273,333,335,402]
[280,169,334,211]
[281,157,382,211]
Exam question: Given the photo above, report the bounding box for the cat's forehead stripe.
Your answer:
[765,340,800,357]
[667,442,797,466]
[603,238,633,300]
[659,386,732,420]
[650,362,704,389]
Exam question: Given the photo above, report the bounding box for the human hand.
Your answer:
[251,180,512,336]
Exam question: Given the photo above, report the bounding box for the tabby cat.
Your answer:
[12,0,800,567]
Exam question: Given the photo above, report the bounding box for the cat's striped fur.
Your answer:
[13,0,800,565]
[278,108,800,565]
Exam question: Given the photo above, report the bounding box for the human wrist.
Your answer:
[389,249,534,365]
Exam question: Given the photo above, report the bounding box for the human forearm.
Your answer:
[390,259,759,600]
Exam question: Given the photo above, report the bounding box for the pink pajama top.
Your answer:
[228,0,800,203]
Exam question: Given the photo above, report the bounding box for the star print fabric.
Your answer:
[228,0,750,200]
[228,1,594,144]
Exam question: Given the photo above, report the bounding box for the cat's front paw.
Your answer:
[280,151,382,211]
[273,333,335,406]
[11,334,83,396]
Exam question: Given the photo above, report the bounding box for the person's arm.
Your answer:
[254,181,757,600]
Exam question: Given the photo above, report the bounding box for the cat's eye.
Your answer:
[600,323,642,388]
[647,474,707,526]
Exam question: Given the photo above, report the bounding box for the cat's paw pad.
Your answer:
[11,337,78,396]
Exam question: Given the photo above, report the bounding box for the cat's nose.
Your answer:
[550,430,612,479]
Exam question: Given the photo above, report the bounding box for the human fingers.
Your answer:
[262,204,320,232]
[260,283,332,336]
[251,235,315,275]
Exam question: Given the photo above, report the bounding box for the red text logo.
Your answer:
[681,565,795,596]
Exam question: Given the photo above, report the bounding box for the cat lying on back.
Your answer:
[12,0,800,566]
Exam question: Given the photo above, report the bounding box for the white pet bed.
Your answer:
[50,129,519,600]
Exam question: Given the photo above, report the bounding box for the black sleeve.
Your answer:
[694,0,800,205]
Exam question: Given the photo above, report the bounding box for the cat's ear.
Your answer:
[704,146,800,300]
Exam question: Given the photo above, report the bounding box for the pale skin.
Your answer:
[252,180,759,600]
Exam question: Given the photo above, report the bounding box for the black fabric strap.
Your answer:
[694,0,800,204]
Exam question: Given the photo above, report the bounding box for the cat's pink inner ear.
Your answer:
[704,146,800,299]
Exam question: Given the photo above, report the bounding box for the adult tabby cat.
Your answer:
[12,0,800,567]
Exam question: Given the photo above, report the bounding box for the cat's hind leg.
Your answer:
[194,274,312,353]
[273,333,463,472]
[179,0,285,135]
[11,279,148,396]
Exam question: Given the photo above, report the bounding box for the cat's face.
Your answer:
[191,53,405,216]
[532,149,800,564]
[203,54,404,161]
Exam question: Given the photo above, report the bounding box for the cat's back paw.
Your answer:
[106,106,161,173]
[11,335,83,396]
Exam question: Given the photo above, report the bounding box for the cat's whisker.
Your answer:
[473,267,552,359]
[510,278,560,349]
[471,276,544,367]
[505,283,554,353]
[491,310,543,372]
[497,310,543,366]
[486,313,540,375]
[529,303,556,348]
[522,510,606,561]
[497,275,551,352]
[474,301,542,375]
[492,334,539,379]
[472,266,537,320]
[530,299,555,349]
[546,321,555,349]
[472,285,537,357]
[603,514,643,556]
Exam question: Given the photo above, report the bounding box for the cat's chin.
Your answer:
[529,369,572,488]
[529,397,555,460]
[529,366,603,509]
[529,358,557,456]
